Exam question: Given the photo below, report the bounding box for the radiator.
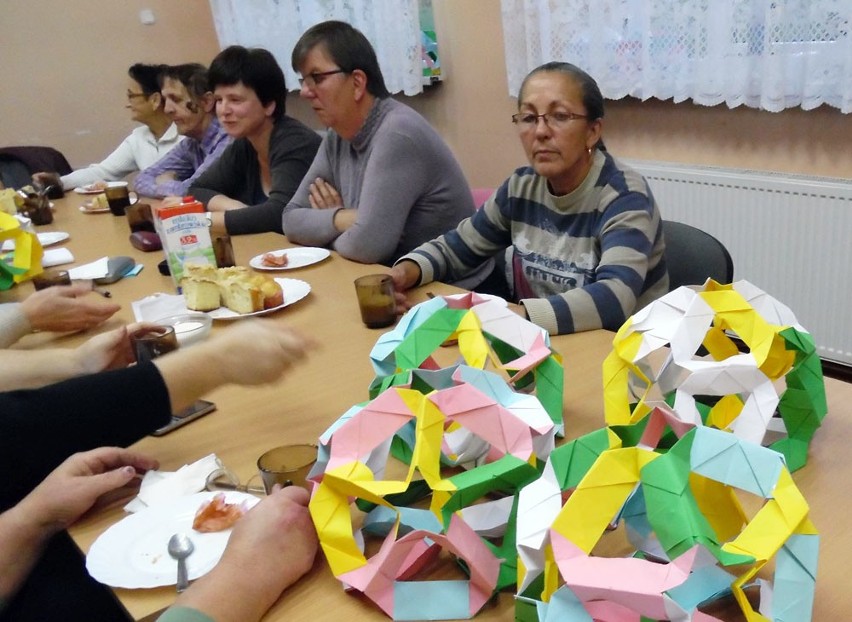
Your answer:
[625,159,852,367]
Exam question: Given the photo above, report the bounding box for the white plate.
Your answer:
[1,231,69,252]
[74,184,107,195]
[249,247,331,271]
[86,491,259,589]
[206,278,311,320]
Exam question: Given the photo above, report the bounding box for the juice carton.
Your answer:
[154,196,214,290]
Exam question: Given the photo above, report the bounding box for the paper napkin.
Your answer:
[131,292,189,322]
[42,247,75,268]
[124,453,221,513]
[67,256,109,280]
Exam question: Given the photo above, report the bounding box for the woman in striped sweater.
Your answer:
[391,62,668,336]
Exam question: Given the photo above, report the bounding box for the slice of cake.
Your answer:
[182,276,221,311]
[221,279,263,314]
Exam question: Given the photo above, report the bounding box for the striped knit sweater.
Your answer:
[401,150,668,335]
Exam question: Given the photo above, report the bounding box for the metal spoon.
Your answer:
[167,533,195,592]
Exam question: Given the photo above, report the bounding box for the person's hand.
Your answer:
[166,486,317,622]
[308,178,343,210]
[31,172,61,189]
[72,323,139,375]
[161,195,182,207]
[202,321,315,387]
[219,486,317,597]
[16,448,159,534]
[389,261,422,314]
[20,283,121,333]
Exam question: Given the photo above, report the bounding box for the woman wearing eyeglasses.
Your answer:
[391,62,668,336]
[33,64,181,192]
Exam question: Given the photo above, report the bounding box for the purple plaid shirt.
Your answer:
[134,117,231,198]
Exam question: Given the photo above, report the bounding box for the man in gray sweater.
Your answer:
[281,21,478,267]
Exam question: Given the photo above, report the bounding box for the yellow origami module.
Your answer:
[515,422,818,621]
[603,279,827,471]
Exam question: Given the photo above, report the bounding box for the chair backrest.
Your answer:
[662,220,734,290]
[470,188,494,210]
[0,156,32,189]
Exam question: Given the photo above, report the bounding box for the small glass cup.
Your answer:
[104,181,138,216]
[354,274,396,328]
[130,325,179,363]
[32,269,71,291]
[126,202,155,232]
[255,444,317,494]
[213,235,236,268]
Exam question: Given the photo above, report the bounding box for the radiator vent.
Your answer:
[626,159,852,367]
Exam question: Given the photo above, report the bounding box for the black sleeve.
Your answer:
[0,363,172,510]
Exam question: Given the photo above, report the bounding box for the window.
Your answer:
[501,0,852,112]
[208,0,441,96]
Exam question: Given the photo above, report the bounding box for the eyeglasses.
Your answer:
[126,90,148,100]
[511,111,588,130]
[298,69,348,88]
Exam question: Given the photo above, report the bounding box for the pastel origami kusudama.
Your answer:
[368,292,565,434]
[602,279,827,471]
[515,421,818,622]
[309,365,556,620]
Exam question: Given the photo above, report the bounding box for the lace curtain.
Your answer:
[501,0,852,112]
[208,0,425,95]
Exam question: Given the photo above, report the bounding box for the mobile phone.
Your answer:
[151,400,216,436]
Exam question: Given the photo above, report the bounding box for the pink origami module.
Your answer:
[309,364,557,620]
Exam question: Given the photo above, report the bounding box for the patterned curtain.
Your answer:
[501,0,852,112]
[208,0,426,95]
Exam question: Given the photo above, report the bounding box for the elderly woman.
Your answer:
[34,63,181,191]
[390,62,668,335]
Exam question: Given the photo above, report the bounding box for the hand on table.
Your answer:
[17,447,159,534]
[21,283,121,333]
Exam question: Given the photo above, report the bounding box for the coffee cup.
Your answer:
[31,269,71,291]
[130,325,179,363]
[255,444,317,494]
[104,181,139,216]
[354,274,396,328]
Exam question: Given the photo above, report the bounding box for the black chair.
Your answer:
[662,220,734,290]
[0,146,72,197]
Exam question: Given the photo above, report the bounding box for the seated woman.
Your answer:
[391,62,668,336]
[34,64,181,191]
[188,46,321,236]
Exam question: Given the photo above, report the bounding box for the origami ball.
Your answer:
[368,292,565,434]
[515,420,818,621]
[309,364,557,620]
[602,279,827,471]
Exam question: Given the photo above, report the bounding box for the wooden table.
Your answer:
[9,194,852,621]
